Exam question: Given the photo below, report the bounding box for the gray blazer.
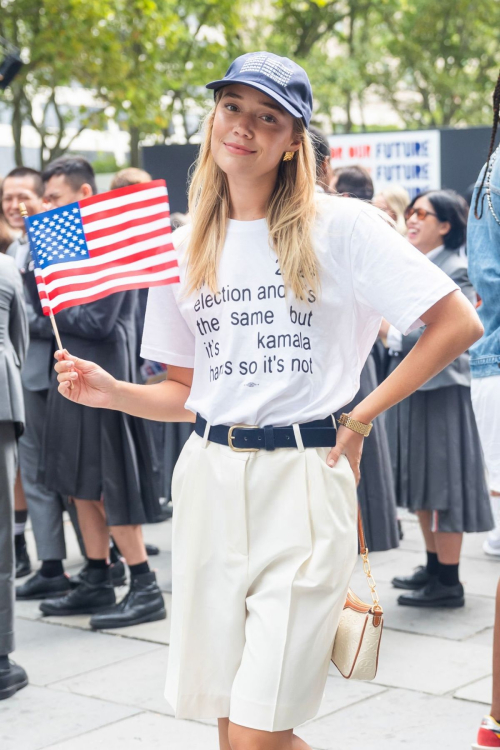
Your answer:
[0,254,28,433]
[388,247,474,390]
[7,237,54,391]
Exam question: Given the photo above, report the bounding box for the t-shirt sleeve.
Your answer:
[349,205,459,334]
[140,283,195,368]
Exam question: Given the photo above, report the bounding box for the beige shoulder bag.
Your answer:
[331,509,384,680]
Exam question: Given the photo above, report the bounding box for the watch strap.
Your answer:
[338,413,373,437]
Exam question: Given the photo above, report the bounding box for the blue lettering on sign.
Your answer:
[377,163,429,181]
[375,141,430,159]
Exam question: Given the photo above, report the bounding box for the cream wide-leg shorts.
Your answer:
[166,429,358,732]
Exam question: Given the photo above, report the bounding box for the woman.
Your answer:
[373,185,410,236]
[53,53,482,749]
[386,189,492,609]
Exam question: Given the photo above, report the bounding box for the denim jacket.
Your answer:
[468,145,500,378]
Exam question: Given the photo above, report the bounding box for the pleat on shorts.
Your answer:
[167,432,358,732]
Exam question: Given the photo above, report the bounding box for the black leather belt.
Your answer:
[194,413,337,452]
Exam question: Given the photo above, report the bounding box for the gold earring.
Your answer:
[283,151,295,162]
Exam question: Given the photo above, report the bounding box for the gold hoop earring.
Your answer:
[283,151,295,162]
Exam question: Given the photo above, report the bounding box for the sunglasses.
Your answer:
[405,207,438,222]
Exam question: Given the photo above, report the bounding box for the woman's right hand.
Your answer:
[54,349,117,410]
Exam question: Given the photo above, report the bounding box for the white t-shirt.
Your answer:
[386,245,446,353]
[141,196,458,427]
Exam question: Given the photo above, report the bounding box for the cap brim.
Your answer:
[206,78,303,120]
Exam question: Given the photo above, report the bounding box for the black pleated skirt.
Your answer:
[145,420,194,502]
[40,392,162,527]
[385,384,493,533]
[336,354,399,552]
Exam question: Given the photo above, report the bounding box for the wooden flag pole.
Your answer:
[19,202,73,389]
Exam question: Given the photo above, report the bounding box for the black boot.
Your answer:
[397,577,465,608]
[392,566,436,591]
[40,567,115,616]
[16,571,71,600]
[15,538,31,579]
[0,661,28,700]
[90,571,166,630]
[69,559,127,589]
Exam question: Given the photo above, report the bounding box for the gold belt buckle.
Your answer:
[228,424,260,452]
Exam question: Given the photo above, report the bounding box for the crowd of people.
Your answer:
[310,118,500,748]
[0,157,193,700]
[310,128,496,609]
[0,61,499,749]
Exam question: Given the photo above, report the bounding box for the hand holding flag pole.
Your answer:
[19,201,74,389]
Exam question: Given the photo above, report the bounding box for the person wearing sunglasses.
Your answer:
[384,189,492,609]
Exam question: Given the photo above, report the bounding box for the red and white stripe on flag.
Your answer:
[32,180,179,315]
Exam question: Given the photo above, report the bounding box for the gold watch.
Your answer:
[338,413,373,437]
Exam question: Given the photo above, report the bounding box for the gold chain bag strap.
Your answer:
[331,507,383,680]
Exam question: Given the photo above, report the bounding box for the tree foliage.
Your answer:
[250,0,500,131]
[0,0,120,166]
[0,0,241,167]
[1,0,499,169]
[374,0,500,128]
[93,0,242,161]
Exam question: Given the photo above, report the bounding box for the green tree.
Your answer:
[247,0,387,132]
[302,0,389,132]
[0,0,120,167]
[0,0,243,168]
[97,0,243,165]
[374,0,500,128]
[246,0,500,132]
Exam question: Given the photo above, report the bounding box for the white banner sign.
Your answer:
[328,130,441,199]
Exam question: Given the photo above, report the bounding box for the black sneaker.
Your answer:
[397,577,465,608]
[15,541,31,579]
[90,571,166,630]
[0,661,28,701]
[69,560,127,589]
[40,568,115,616]
[16,571,71,600]
[145,543,160,556]
[392,566,435,591]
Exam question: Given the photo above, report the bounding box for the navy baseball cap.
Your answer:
[206,52,313,128]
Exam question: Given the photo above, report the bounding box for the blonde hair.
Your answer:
[110,167,152,189]
[374,185,410,235]
[185,98,318,300]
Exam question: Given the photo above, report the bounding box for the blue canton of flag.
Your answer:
[26,203,90,269]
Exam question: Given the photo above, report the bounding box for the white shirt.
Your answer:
[386,245,445,353]
[141,197,458,427]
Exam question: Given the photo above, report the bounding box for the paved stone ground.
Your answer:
[1,510,497,749]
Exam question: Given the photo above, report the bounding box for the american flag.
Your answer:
[24,179,179,315]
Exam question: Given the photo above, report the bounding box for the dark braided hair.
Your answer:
[474,70,500,219]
